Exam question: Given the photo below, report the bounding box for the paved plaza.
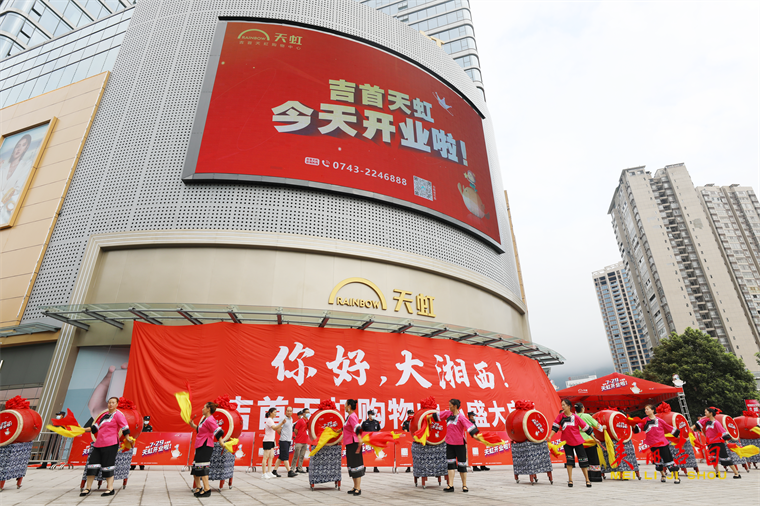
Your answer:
[3,464,759,506]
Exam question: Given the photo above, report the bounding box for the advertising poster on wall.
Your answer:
[0,120,55,228]
[60,346,131,427]
[184,22,500,247]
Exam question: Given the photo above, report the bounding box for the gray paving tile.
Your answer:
[1,464,757,505]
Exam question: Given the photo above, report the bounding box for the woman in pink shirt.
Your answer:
[691,407,741,478]
[547,399,594,488]
[436,398,479,493]
[81,396,130,497]
[188,401,225,497]
[633,404,681,483]
[343,399,364,496]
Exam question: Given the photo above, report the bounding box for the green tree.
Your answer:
[635,327,758,418]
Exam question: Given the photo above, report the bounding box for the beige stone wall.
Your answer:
[0,73,109,329]
[77,230,529,340]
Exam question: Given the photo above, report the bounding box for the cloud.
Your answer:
[470,1,760,380]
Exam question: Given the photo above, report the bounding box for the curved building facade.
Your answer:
[1,0,560,429]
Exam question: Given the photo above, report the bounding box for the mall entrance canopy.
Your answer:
[39,302,564,368]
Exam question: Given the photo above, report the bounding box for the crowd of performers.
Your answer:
[3,393,756,499]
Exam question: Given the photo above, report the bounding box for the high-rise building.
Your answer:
[609,164,760,378]
[0,0,134,59]
[592,262,652,373]
[356,0,484,99]
[696,185,760,339]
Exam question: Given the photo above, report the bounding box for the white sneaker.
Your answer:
[262,473,270,479]
[267,472,277,478]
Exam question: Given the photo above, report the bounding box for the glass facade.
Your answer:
[356,0,484,98]
[0,0,132,59]
[0,6,132,108]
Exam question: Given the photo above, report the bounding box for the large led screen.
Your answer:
[184,22,500,245]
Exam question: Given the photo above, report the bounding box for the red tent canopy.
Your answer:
[555,372,683,412]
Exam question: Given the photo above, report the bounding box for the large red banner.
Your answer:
[189,22,500,245]
[123,322,560,439]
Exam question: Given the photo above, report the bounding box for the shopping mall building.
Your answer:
[0,0,562,434]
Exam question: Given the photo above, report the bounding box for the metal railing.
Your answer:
[28,432,74,468]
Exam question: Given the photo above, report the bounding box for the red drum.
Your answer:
[0,409,42,446]
[715,414,740,440]
[308,409,344,446]
[213,408,243,441]
[506,409,549,443]
[734,416,760,439]
[410,408,446,445]
[658,412,690,436]
[97,408,143,442]
[592,410,632,442]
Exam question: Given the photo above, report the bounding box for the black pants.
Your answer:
[586,444,602,481]
[651,444,679,473]
[707,442,734,467]
[86,444,119,478]
[564,444,589,468]
[191,444,213,476]
[346,443,365,478]
[446,444,467,473]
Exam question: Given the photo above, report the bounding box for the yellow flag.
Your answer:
[750,427,760,436]
[597,446,608,468]
[730,444,759,458]
[604,430,617,468]
[175,391,192,424]
[223,438,239,454]
[46,424,86,438]
[309,427,339,456]
[120,435,136,452]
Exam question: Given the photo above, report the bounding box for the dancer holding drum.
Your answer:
[692,407,741,478]
[547,399,594,488]
[188,401,225,497]
[436,398,479,493]
[344,399,365,496]
[81,397,130,497]
[633,404,681,484]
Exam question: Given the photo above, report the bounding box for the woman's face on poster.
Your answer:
[11,137,30,161]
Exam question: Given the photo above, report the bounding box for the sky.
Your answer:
[469,0,760,385]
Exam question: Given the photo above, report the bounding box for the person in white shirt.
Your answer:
[261,408,288,479]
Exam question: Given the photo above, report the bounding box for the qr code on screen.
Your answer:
[413,176,433,201]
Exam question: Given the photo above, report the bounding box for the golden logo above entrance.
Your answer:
[328,278,436,318]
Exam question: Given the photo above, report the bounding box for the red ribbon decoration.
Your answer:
[117,397,138,410]
[213,394,238,411]
[742,410,759,418]
[655,402,671,414]
[5,396,30,410]
[317,399,337,411]
[420,397,437,410]
[514,400,535,411]
[708,406,722,414]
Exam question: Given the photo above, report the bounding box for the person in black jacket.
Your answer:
[131,416,153,470]
[361,411,382,472]
[401,409,414,473]
[467,412,489,472]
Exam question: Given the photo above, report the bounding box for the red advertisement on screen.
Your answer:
[189,22,499,245]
